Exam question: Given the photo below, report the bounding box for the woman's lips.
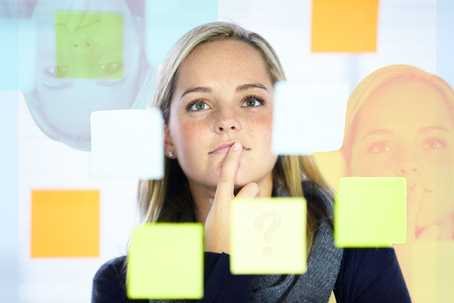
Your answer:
[208,144,250,155]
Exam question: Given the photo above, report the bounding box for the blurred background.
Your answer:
[1,0,453,302]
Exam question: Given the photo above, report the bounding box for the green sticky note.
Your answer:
[230,198,306,274]
[127,223,204,300]
[55,11,123,79]
[335,177,407,247]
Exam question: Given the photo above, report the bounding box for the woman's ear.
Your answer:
[164,125,176,158]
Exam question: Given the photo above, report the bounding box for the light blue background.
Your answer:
[145,0,218,68]
[0,95,19,302]
[437,0,454,86]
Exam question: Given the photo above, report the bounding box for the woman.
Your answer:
[341,65,454,241]
[340,64,454,301]
[24,0,149,151]
[92,22,410,303]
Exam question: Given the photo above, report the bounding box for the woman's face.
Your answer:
[166,39,278,191]
[25,0,143,149]
[346,79,454,234]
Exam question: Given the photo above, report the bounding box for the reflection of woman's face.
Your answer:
[347,79,454,234]
[28,1,142,143]
[166,39,278,192]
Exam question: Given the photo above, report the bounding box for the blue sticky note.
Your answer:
[0,18,35,91]
[145,0,218,68]
[437,0,454,87]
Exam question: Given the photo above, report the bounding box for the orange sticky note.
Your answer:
[31,190,100,257]
[311,0,379,52]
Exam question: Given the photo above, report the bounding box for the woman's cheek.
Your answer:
[180,121,207,148]
[251,112,273,142]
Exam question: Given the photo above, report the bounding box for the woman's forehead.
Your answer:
[176,39,271,85]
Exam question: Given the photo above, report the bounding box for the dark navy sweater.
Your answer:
[91,247,411,303]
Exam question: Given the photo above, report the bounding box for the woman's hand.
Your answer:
[204,142,260,254]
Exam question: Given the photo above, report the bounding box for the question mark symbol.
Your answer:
[254,211,281,256]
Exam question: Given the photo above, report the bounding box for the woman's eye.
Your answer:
[186,100,209,112]
[241,95,265,107]
[366,141,392,154]
[423,137,447,150]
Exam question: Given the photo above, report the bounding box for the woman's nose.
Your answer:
[398,165,418,175]
[397,157,419,175]
[214,116,242,134]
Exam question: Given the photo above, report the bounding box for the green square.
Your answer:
[55,11,123,79]
[126,223,204,300]
[335,177,407,247]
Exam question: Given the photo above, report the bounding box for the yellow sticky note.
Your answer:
[335,177,407,247]
[127,223,204,300]
[31,190,100,257]
[311,0,379,52]
[230,198,306,274]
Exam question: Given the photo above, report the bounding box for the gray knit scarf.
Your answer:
[248,220,342,303]
[246,182,343,303]
[149,180,343,303]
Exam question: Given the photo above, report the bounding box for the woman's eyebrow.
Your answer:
[418,126,450,134]
[181,86,211,99]
[180,82,269,99]
[236,82,269,92]
[359,128,393,141]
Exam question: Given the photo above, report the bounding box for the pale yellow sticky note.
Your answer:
[127,223,204,300]
[404,242,454,302]
[335,177,407,247]
[31,190,100,257]
[230,198,306,274]
[311,0,379,52]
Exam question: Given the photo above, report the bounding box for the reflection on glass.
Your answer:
[340,64,454,302]
[23,0,149,151]
[342,64,454,241]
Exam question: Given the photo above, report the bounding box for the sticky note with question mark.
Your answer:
[230,197,307,274]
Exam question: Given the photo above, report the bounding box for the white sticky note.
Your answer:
[272,80,349,155]
[90,108,163,179]
[230,197,306,274]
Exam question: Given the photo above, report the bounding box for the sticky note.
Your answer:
[127,223,203,299]
[272,80,349,155]
[311,0,379,52]
[397,242,454,302]
[230,198,306,274]
[31,190,100,257]
[0,18,35,91]
[55,11,123,79]
[437,0,454,87]
[335,177,407,247]
[145,0,218,68]
[90,108,163,179]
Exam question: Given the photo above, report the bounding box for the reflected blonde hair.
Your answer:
[138,22,334,253]
[340,64,454,171]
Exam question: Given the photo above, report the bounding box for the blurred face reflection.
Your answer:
[347,79,454,240]
[25,0,143,149]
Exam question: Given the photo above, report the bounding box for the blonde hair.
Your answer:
[138,21,334,253]
[340,64,454,169]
